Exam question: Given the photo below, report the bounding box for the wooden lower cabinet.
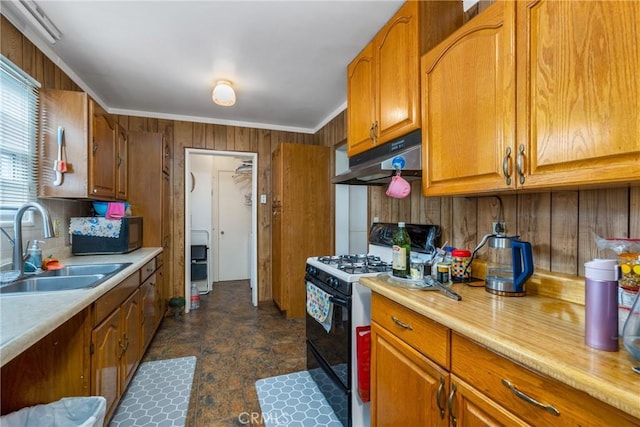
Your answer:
[92,288,141,422]
[140,272,157,354]
[449,375,529,427]
[370,294,640,426]
[451,333,640,427]
[0,310,91,415]
[370,293,450,426]
[371,321,449,426]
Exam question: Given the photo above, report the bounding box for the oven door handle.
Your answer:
[329,296,349,307]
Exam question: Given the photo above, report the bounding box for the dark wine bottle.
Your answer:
[392,222,411,278]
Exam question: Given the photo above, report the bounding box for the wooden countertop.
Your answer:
[359,275,640,420]
[0,247,162,367]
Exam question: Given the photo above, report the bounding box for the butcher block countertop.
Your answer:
[359,274,640,420]
[0,247,162,367]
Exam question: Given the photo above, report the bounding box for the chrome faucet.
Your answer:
[1,202,55,280]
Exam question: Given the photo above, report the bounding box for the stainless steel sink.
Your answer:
[0,262,132,294]
[0,275,106,293]
[48,263,131,277]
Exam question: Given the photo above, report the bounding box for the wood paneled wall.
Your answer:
[369,184,640,277]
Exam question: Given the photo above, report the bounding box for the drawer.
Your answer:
[451,333,640,426]
[140,258,156,283]
[93,271,140,326]
[372,293,450,369]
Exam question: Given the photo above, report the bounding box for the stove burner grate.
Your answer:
[317,254,391,274]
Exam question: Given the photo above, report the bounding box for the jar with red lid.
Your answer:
[451,249,472,281]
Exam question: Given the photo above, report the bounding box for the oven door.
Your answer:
[306,276,351,426]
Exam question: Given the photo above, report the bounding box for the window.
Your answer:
[0,55,40,225]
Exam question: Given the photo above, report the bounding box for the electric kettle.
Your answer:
[484,236,534,296]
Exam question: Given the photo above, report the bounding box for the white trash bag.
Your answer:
[0,396,106,427]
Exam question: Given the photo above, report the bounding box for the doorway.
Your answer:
[184,149,258,311]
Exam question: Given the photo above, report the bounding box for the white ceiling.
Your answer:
[2,0,412,134]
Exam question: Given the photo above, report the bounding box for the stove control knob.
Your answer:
[306,265,317,276]
[328,277,338,288]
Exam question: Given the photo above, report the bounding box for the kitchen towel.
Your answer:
[105,202,126,219]
[69,217,122,238]
[306,282,334,333]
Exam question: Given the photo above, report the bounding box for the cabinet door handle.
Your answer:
[391,316,413,330]
[92,141,98,154]
[373,120,379,143]
[447,382,457,427]
[502,146,512,186]
[516,144,526,185]
[436,377,446,419]
[369,123,375,142]
[501,379,560,416]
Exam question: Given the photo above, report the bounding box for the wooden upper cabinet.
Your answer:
[347,43,376,156]
[375,1,421,147]
[38,89,119,199]
[347,1,462,157]
[89,101,117,198]
[422,1,516,196]
[422,0,640,196]
[116,123,128,200]
[516,0,640,189]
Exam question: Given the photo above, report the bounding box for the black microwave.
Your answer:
[71,216,143,255]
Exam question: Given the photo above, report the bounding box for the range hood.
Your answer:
[332,129,421,186]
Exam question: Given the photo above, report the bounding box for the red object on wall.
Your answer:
[356,325,371,402]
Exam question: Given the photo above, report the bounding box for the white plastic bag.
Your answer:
[0,396,106,427]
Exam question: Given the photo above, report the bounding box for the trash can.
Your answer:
[0,396,106,427]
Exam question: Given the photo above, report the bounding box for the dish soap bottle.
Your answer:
[392,222,411,278]
[24,240,43,273]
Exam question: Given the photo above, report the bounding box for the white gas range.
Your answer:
[305,224,440,426]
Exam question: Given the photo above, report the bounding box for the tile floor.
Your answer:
[142,280,306,426]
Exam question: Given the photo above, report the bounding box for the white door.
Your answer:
[217,170,251,281]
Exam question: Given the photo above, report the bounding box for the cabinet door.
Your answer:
[516,0,640,188]
[140,275,157,354]
[116,123,128,200]
[89,100,117,198]
[371,322,449,427]
[92,307,121,422]
[120,289,140,392]
[1,310,90,415]
[449,375,530,427]
[375,0,421,145]
[422,1,516,196]
[347,43,376,157]
[38,89,90,198]
[155,264,165,328]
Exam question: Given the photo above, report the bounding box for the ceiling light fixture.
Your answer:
[212,80,236,107]
[10,0,62,44]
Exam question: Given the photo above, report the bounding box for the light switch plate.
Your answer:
[260,194,267,204]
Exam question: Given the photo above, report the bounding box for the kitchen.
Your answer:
[1,0,639,426]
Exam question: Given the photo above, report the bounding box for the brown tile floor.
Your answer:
[142,280,306,426]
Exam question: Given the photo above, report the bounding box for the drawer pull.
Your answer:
[501,379,560,416]
[447,382,457,427]
[391,316,413,330]
[436,377,446,419]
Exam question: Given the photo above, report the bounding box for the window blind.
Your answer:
[0,55,40,210]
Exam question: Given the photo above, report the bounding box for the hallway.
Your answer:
[142,280,306,426]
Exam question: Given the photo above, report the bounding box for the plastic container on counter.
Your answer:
[451,249,472,281]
